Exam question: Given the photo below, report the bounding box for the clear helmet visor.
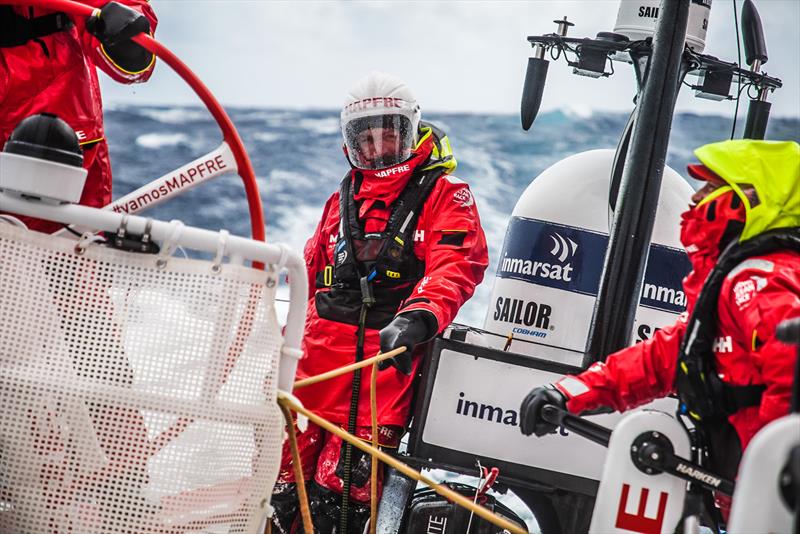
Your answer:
[341,98,419,170]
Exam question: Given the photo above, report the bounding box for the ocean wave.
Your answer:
[138,107,210,124]
[445,143,513,326]
[242,110,297,126]
[264,169,317,190]
[253,131,283,143]
[135,133,191,149]
[108,108,799,329]
[430,119,452,132]
[297,117,340,135]
[563,104,594,119]
[269,203,324,254]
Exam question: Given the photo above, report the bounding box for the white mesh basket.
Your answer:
[0,223,284,534]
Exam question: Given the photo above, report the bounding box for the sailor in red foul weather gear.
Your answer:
[520,139,800,520]
[271,71,489,533]
[1,1,157,232]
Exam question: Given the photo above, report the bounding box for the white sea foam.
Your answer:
[297,117,340,135]
[449,144,515,327]
[249,110,296,126]
[269,202,323,257]
[253,131,283,143]
[264,169,317,191]
[135,133,191,149]
[564,104,594,120]
[138,107,208,124]
[205,195,243,219]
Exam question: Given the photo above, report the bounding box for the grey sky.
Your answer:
[102,0,800,118]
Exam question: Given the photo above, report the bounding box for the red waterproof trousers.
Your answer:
[277,422,402,503]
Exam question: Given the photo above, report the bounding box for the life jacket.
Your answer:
[314,165,443,330]
[676,228,800,480]
[676,227,800,422]
[0,6,73,48]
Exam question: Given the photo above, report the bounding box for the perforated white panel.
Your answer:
[0,224,284,534]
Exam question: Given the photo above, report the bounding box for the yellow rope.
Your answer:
[278,393,526,534]
[293,347,406,389]
[369,362,379,534]
[278,403,314,534]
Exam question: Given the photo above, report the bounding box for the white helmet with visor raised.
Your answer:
[341,71,421,170]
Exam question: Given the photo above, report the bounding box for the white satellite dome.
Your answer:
[482,149,694,366]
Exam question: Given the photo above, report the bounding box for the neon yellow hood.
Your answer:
[417,121,457,174]
[694,139,800,241]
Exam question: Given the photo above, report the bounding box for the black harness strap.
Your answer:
[372,169,441,280]
[320,167,442,293]
[0,7,73,48]
[338,288,372,534]
[677,228,800,423]
[335,173,364,282]
[339,168,441,275]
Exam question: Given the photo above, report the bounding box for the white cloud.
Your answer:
[101,0,799,118]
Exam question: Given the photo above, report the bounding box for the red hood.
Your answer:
[679,188,746,310]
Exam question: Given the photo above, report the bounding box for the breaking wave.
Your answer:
[106,106,799,327]
[135,132,191,149]
[137,107,210,124]
[297,116,340,135]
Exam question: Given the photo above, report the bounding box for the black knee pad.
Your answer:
[348,500,371,534]
[306,481,373,534]
[307,481,340,534]
[334,444,371,489]
[270,482,299,534]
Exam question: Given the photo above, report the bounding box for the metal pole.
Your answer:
[743,97,771,139]
[583,0,691,367]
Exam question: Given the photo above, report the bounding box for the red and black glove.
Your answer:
[378,311,436,375]
[87,2,152,72]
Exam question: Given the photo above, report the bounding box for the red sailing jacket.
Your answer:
[557,249,799,450]
[295,137,489,427]
[555,190,800,454]
[1,1,157,232]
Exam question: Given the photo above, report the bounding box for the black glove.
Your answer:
[519,384,567,437]
[86,2,153,72]
[377,311,436,375]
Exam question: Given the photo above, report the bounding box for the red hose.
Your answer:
[1,0,266,244]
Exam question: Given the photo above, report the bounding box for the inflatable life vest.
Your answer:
[677,228,800,421]
[676,227,800,478]
[314,166,443,330]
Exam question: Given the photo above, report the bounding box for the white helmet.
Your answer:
[341,71,422,170]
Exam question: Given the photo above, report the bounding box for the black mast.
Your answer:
[583,0,691,366]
